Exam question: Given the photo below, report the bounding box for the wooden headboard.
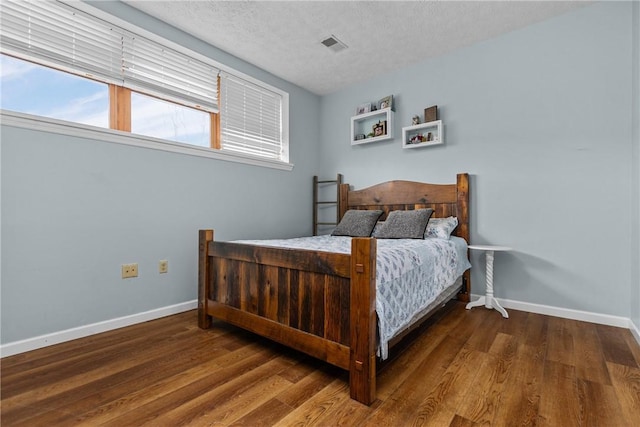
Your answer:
[338,173,470,301]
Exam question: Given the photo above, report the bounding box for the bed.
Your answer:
[198,173,470,405]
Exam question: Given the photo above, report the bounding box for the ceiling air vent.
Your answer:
[321,35,347,53]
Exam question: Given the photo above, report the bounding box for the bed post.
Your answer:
[338,183,350,220]
[349,237,377,405]
[456,173,471,302]
[198,229,214,329]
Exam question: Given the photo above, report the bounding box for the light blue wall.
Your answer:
[0,2,321,343]
[319,1,636,318]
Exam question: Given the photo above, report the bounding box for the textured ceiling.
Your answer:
[124,1,591,95]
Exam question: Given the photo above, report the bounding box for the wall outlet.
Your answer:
[122,263,138,279]
[159,260,168,274]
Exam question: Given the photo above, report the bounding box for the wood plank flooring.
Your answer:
[2,302,639,426]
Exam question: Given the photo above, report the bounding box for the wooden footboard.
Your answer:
[198,230,378,405]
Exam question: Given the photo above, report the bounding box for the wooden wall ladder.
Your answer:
[313,174,343,235]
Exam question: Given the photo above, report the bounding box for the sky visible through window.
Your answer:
[131,92,209,147]
[0,54,210,147]
[0,54,109,127]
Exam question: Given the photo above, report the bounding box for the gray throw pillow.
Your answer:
[332,210,384,237]
[373,208,434,239]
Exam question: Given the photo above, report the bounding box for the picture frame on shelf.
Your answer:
[356,103,372,115]
[424,105,438,122]
[373,120,387,137]
[378,95,393,110]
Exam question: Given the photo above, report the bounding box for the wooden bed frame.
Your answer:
[198,173,470,405]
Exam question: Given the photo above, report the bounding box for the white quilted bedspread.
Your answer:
[234,235,471,359]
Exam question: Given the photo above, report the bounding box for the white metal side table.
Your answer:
[465,245,512,318]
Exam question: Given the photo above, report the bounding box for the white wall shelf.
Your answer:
[351,108,394,145]
[402,120,443,149]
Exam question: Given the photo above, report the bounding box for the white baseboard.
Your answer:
[494,296,630,328]
[3,297,638,358]
[0,300,197,358]
[630,319,640,346]
[470,294,637,332]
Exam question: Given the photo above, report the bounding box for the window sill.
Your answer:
[0,110,294,171]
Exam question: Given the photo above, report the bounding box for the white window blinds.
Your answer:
[219,72,285,161]
[0,0,122,85]
[0,0,219,113]
[122,35,218,112]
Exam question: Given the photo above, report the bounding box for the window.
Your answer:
[0,0,289,168]
[0,55,109,128]
[0,52,216,148]
[130,92,210,148]
[220,72,288,162]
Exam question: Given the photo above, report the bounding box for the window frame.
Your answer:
[0,0,292,170]
[0,109,293,171]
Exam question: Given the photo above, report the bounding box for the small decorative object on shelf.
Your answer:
[356,102,372,115]
[377,95,393,111]
[412,115,420,125]
[351,108,394,145]
[373,120,387,137]
[424,105,438,122]
[402,120,443,149]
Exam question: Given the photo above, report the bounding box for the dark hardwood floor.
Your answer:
[2,302,639,426]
